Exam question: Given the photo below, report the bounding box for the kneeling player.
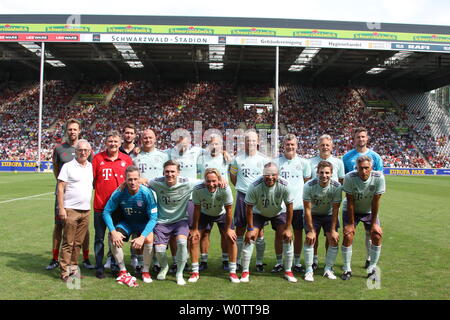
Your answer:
[341,155,385,280]
[303,161,342,282]
[103,166,158,286]
[242,162,296,283]
[189,168,239,283]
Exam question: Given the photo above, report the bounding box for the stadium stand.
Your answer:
[0,80,448,168]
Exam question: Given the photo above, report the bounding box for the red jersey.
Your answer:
[92,151,133,212]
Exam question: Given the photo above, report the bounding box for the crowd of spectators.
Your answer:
[0,80,448,169]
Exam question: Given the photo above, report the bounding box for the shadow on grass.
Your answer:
[0,251,99,280]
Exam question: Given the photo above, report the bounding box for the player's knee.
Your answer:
[155,244,167,253]
[343,232,354,243]
[371,230,382,242]
[144,234,153,244]
[190,236,200,246]
[236,226,245,236]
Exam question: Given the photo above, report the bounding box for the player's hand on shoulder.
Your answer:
[223,151,232,163]
[118,182,126,191]
[217,177,228,189]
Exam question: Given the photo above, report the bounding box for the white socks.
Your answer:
[282,242,294,272]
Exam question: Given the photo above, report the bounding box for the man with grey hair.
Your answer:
[47,119,93,271]
[92,130,134,279]
[343,127,384,269]
[308,134,344,271]
[341,155,385,281]
[272,133,311,274]
[241,162,297,283]
[57,139,93,282]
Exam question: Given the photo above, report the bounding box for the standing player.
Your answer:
[341,155,385,280]
[119,124,138,157]
[342,127,383,268]
[302,161,342,282]
[92,130,133,279]
[273,134,311,274]
[309,134,344,270]
[102,166,158,286]
[132,128,168,272]
[241,162,296,283]
[229,131,270,272]
[145,160,202,285]
[342,127,383,173]
[103,123,139,271]
[166,135,203,272]
[46,119,93,271]
[134,129,169,181]
[189,168,239,283]
[196,134,232,271]
[57,139,93,281]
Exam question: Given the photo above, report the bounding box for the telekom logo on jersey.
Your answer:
[102,168,113,180]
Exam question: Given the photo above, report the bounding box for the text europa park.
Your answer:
[1,162,37,167]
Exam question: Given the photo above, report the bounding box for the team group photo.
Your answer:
[0,6,449,302]
[51,119,386,288]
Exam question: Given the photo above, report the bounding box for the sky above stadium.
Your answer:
[0,0,449,26]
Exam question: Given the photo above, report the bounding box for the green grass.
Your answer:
[0,173,449,300]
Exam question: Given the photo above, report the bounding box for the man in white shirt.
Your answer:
[57,139,94,282]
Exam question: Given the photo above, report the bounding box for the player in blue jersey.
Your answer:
[189,168,239,283]
[274,134,311,274]
[303,161,342,282]
[340,156,386,281]
[342,127,383,268]
[103,166,158,286]
[229,131,270,272]
[342,127,383,173]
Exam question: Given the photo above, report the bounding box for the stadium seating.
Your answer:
[0,80,448,168]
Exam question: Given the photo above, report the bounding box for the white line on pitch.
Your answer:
[0,192,53,204]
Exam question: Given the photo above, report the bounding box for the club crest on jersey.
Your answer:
[275,192,281,198]
[296,165,302,171]
[137,200,143,207]
[121,161,126,167]
[369,185,375,191]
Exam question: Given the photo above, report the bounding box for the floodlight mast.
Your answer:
[37,42,44,173]
[274,46,279,159]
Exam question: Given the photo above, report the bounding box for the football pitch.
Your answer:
[0,172,449,300]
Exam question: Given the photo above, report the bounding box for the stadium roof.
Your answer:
[0,15,449,91]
